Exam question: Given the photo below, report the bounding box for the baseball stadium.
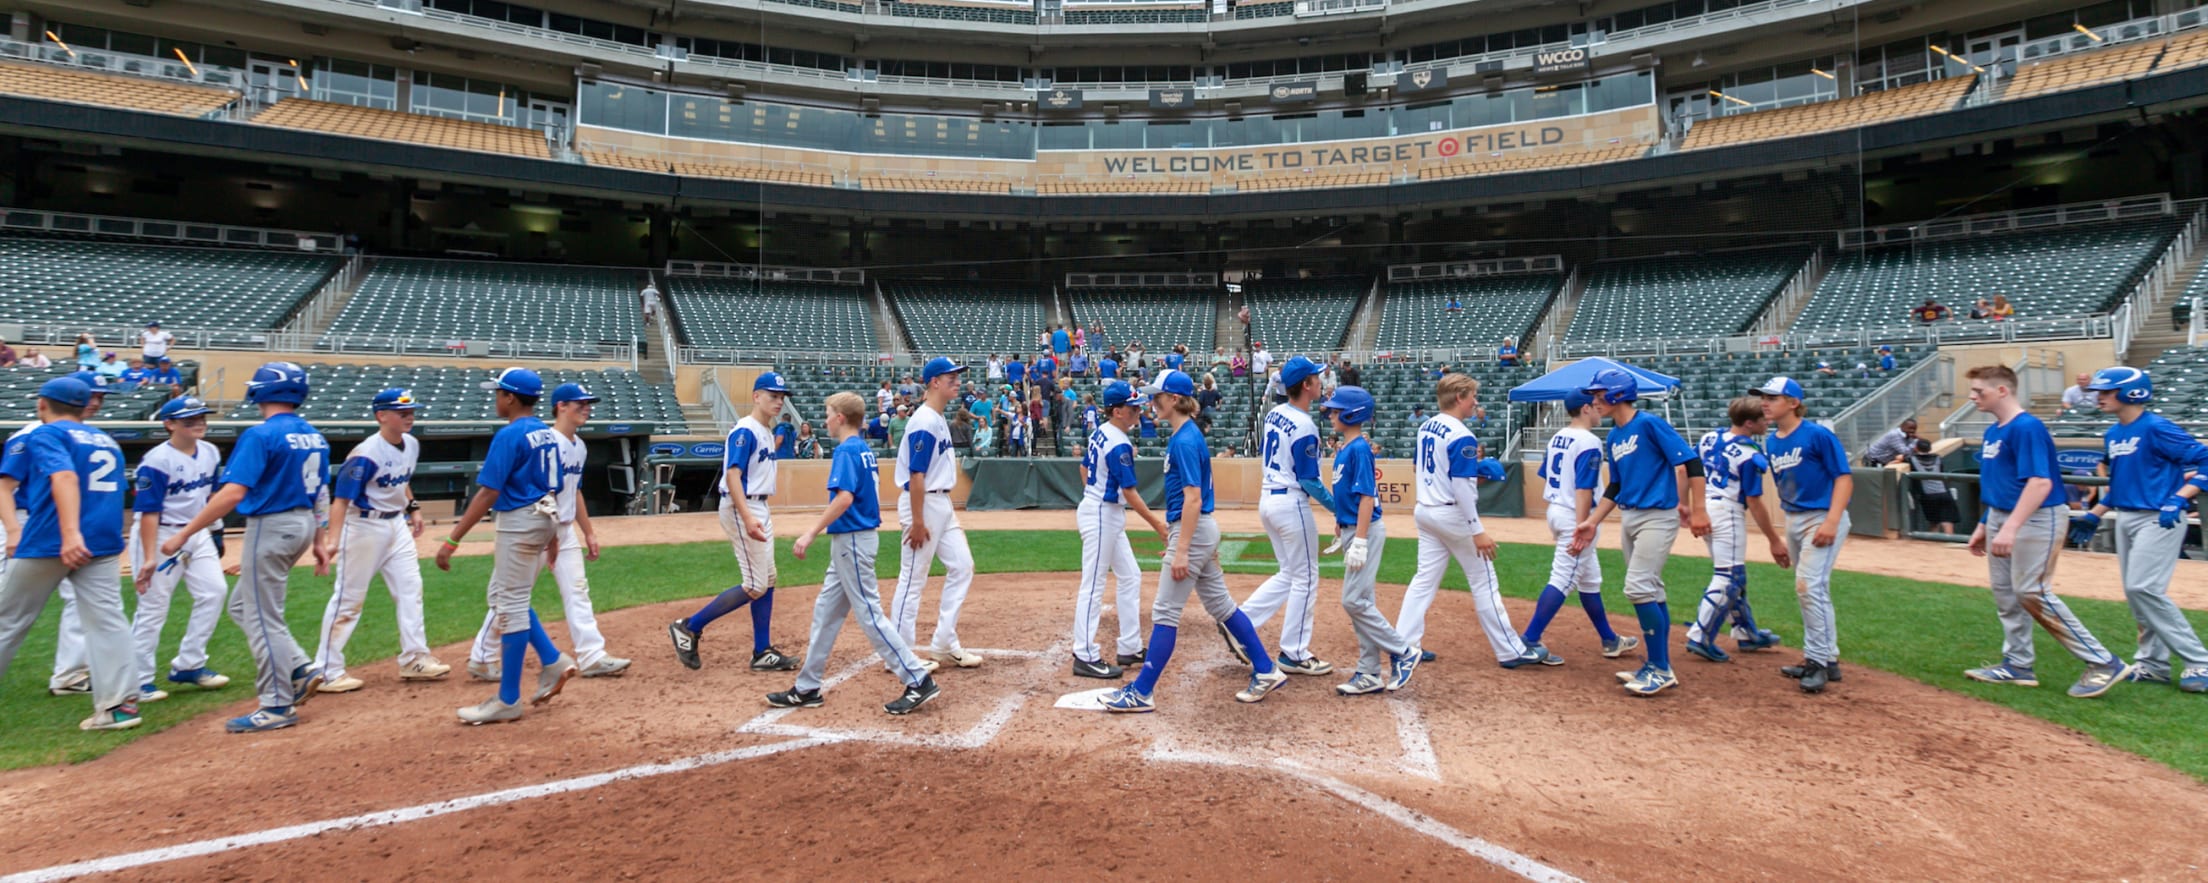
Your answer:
[3,0,2208,877]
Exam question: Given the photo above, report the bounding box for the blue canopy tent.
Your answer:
[1506,357,1680,403]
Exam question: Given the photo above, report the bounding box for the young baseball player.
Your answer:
[0,376,139,731]
[470,382,631,680]
[1572,368,1706,697]
[1398,373,1546,669]
[126,396,232,702]
[1317,385,1421,695]
[161,362,335,733]
[2070,367,2208,693]
[14,370,110,698]
[1234,356,1339,675]
[1681,397,1792,667]
[669,372,796,672]
[1101,370,1285,712]
[1960,365,2131,698]
[1755,378,1853,693]
[889,357,982,670]
[435,367,576,725]
[767,391,941,714]
[1070,380,1168,680]
[1518,390,1640,662]
[313,388,450,693]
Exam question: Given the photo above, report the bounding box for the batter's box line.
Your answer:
[1143,739,1582,883]
[739,692,1027,750]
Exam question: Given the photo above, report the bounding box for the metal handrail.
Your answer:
[0,322,637,362]
[1825,352,1952,457]
[1838,195,2176,250]
[2113,205,2205,360]
[0,206,339,252]
[1754,246,1825,336]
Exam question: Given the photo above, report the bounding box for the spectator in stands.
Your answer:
[950,411,974,453]
[1068,348,1088,378]
[1989,294,2016,321]
[1230,352,1248,377]
[140,322,174,364]
[775,413,798,459]
[1010,410,1029,457]
[75,333,98,371]
[795,421,822,460]
[1250,342,1272,376]
[1409,405,1427,429]
[1089,322,1110,356]
[95,351,125,383]
[1431,362,1450,380]
[1861,418,1919,467]
[972,418,994,459]
[0,340,14,368]
[1498,337,1521,367]
[639,282,661,325]
[1813,359,1839,377]
[1196,374,1223,428]
[118,358,150,391]
[1006,353,1026,393]
[19,348,49,369]
[1035,352,1058,392]
[1210,346,1227,372]
[1877,345,1897,372]
[1073,324,1086,353]
[1912,299,1951,323]
[877,381,894,417]
[889,405,910,448]
[1166,344,1187,373]
[2060,372,2095,411]
[1027,388,1048,451]
[1051,324,1071,359]
[970,388,994,425]
[1446,295,1464,315]
[1126,340,1147,372]
[1906,438,1958,534]
[1968,298,1993,320]
[1099,350,1120,380]
[987,354,1005,382]
[1339,361,1361,389]
[150,357,183,391]
[866,411,888,443]
[897,374,919,399]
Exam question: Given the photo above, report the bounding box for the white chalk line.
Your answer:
[1390,700,1442,782]
[1144,740,1582,883]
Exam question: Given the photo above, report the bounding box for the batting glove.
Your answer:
[1474,458,1506,482]
[1344,537,1368,571]
[2066,511,2100,547]
[2160,494,2190,530]
[1321,529,1346,556]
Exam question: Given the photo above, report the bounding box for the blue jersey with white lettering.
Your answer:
[825,435,881,533]
[1161,420,1214,523]
[2102,412,2208,510]
[1330,436,1381,527]
[1979,412,2060,511]
[1602,410,1696,510]
[2,420,127,558]
[1765,421,1849,512]
[477,416,560,512]
[223,412,329,517]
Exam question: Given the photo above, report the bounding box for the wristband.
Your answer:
[442,536,462,548]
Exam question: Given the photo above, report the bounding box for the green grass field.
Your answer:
[5,529,2206,779]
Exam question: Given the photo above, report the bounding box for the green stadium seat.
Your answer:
[1794,218,2183,332]
[1377,275,1560,352]
[325,259,643,351]
[1569,249,1808,342]
[886,281,1045,355]
[1245,277,1366,353]
[670,278,876,354]
[0,236,338,335]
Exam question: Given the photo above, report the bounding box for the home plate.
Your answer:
[1055,687,1121,711]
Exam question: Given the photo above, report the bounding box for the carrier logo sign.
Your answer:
[1534,48,1591,74]
[2056,449,2106,472]
[1270,81,1319,103]
[1041,88,1083,110]
[1401,68,1448,93]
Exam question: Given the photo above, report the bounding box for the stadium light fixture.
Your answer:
[2073,23,2104,42]
[1811,68,1835,80]
[1927,45,1986,74]
[289,59,309,92]
[1707,89,1751,107]
[172,47,199,78]
[42,30,74,59]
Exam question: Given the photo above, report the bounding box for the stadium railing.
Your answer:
[2112,205,2206,360]
[1294,0,1386,17]
[1750,247,1827,338]
[0,206,341,253]
[0,35,246,92]
[1823,351,1954,459]
[1835,194,2174,249]
[276,253,368,337]
[1560,316,2120,362]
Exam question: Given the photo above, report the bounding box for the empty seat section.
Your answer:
[1568,248,1807,343]
[324,258,641,348]
[1070,288,1217,354]
[1637,346,1933,432]
[887,0,1039,24]
[0,361,201,423]
[216,362,684,431]
[671,278,875,353]
[0,61,238,116]
[886,281,1046,354]
[1679,76,1975,151]
[0,236,337,330]
[1376,274,1559,351]
[2003,37,2167,101]
[1417,146,1647,181]
[252,99,552,159]
[1792,217,2183,331]
[1244,277,1366,352]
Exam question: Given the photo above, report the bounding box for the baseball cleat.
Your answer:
[1732,627,1784,652]
[751,647,800,672]
[1963,662,2039,688]
[1276,653,1333,676]
[80,703,143,732]
[1116,651,1147,667]
[1336,673,1387,695]
[1796,660,1834,693]
[399,658,452,681]
[289,666,325,708]
[317,676,366,694]
[226,707,299,734]
[1780,660,1844,682]
[1419,649,1437,663]
[457,698,524,725]
[1622,665,1677,697]
[2179,667,2208,693]
[668,620,703,670]
[765,687,825,708]
[532,655,578,705]
[138,684,170,703]
[1071,656,1124,680]
[928,645,985,668]
[885,675,941,715]
[581,656,633,678]
[1615,669,1638,684]
[1601,635,1641,659]
[2131,667,2171,684]
[889,658,942,675]
[2068,661,2131,699]
[48,671,90,696]
[1217,622,1251,667]
[1100,686,1155,713]
[1684,640,1732,664]
[1235,669,1290,703]
[1386,649,1422,692]
[1501,645,1561,669]
[168,668,230,689]
[467,660,500,682]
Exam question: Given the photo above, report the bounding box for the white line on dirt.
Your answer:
[1390,700,1442,782]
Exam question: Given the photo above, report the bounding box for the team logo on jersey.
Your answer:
[1769,449,1804,472]
[134,472,155,492]
[1981,440,2003,460]
[1611,435,1640,459]
[2106,437,2141,458]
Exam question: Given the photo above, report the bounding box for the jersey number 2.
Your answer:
[87,450,120,492]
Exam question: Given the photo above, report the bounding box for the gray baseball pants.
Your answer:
[232,510,315,709]
[0,554,135,712]
[1151,516,1240,629]
[1619,507,1680,604]
[2114,509,2208,678]
[1786,509,1848,666]
[795,529,930,692]
[487,507,558,635]
[1985,506,2116,669]
[1339,519,1410,678]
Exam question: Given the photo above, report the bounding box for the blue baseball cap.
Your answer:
[66,371,110,396]
[481,367,543,397]
[921,357,967,383]
[1098,380,1147,408]
[155,396,214,420]
[552,383,601,405]
[1562,389,1594,412]
[1141,369,1196,397]
[1751,376,1805,399]
[753,371,791,394]
[1278,355,1322,390]
[1318,385,1376,425]
[38,376,93,407]
[371,388,420,412]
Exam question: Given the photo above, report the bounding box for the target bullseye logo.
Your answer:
[1439,138,1460,157]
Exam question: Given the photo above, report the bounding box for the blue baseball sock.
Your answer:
[1222,611,1275,675]
[526,610,560,664]
[1131,625,1177,695]
[1635,602,1672,669]
[498,630,527,705]
[1522,586,1568,644]
[684,585,754,634]
[751,588,775,653]
[1580,591,1619,641]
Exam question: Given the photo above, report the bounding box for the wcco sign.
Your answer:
[1533,47,1592,75]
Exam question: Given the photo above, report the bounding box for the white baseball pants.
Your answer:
[1985,506,2116,670]
[1072,497,1145,665]
[471,521,609,668]
[1398,505,1527,662]
[1239,490,1323,661]
[129,526,227,687]
[1687,500,1746,645]
[1543,502,1602,593]
[313,515,434,681]
[723,497,777,591]
[890,492,975,653]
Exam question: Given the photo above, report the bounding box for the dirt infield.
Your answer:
[4,573,2205,881]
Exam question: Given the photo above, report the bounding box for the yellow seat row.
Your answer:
[0,60,236,116]
[1680,76,1974,151]
[253,99,551,159]
[1417,145,1647,180]
[2003,37,2167,101]
[859,174,1012,194]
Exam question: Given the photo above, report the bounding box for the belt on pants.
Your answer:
[747,494,770,501]
[1266,488,1305,496]
[360,509,407,520]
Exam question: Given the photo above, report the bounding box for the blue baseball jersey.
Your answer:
[1082,424,1139,503]
[1698,429,1768,505]
[825,435,881,533]
[774,422,797,459]
[1161,420,1214,523]
[1331,436,1382,527]
[477,416,560,512]
[223,412,330,517]
[2,420,127,558]
[1766,421,1849,512]
[1978,413,2060,511]
[1602,410,1696,510]
[150,367,182,386]
[2101,412,2208,510]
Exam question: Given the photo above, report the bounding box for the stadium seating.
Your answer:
[885,281,1047,354]
[2051,344,2208,437]
[580,150,670,174]
[0,236,337,333]
[0,61,238,117]
[860,174,1012,194]
[1034,179,1210,195]
[215,363,684,430]
[888,1,1038,25]
[0,361,200,424]
[2002,37,2167,102]
[1244,277,1368,353]
[252,99,552,160]
[1375,274,1560,352]
[1568,249,1807,342]
[1231,0,1294,18]
[1063,6,1208,25]
[1236,170,1388,192]
[2161,29,2208,71]
[672,159,835,188]
[1636,345,1932,433]
[1679,76,1975,151]
[1070,287,1218,355]
[325,258,643,348]
[1792,217,2183,332]
[1416,146,1648,181]
[670,278,875,352]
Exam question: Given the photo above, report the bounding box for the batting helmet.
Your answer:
[245,361,309,404]
[1318,385,1376,425]
[1583,367,1638,404]
[2085,366,2152,403]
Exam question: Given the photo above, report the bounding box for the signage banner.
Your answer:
[1150,88,1194,110]
[1399,67,1449,93]
[1269,80,1319,103]
[1039,88,1084,110]
[1533,47,1592,75]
